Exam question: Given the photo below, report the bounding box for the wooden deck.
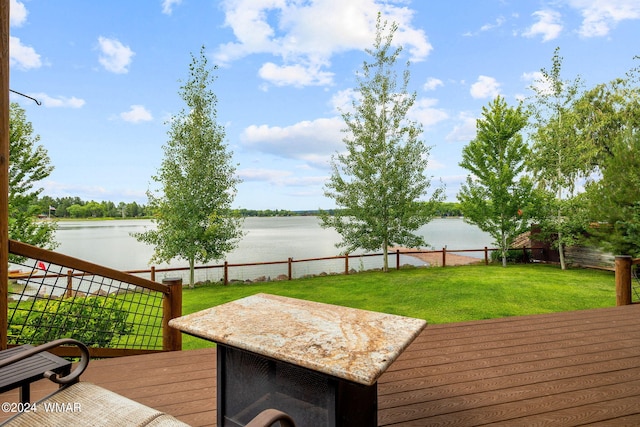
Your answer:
[2,304,639,426]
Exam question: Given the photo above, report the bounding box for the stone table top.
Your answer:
[169,293,427,386]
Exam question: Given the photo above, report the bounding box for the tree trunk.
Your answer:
[558,233,566,270]
[557,183,566,270]
[501,236,507,267]
[382,242,389,272]
[188,258,195,289]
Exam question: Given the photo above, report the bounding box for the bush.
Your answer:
[490,249,531,264]
[9,296,133,347]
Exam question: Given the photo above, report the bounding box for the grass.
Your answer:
[179,263,616,350]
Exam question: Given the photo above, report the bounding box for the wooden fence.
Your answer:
[126,246,544,285]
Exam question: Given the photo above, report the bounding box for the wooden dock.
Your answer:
[2,304,639,426]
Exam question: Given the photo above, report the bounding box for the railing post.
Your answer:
[344,253,349,275]
[442,247,447,267]
[150,266,156,282]
[224,261,228,286]
[162,277,183,351]
[396,249,400,270]
[484,247,489,265]
[288,258,293,280]
[66,270,73,298]
[0,0,9,351]
[615,256,632,306]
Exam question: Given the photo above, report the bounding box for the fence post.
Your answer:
[288,258,293,280]
[484,247,489,265]
[344,253,349,275]
[162,277,183,351]
[442,248,447,267]
[151,266,156,282]
[396,249,400,270]
[66,270,73,298]
[224,261,228,286]
[615,256,632,306]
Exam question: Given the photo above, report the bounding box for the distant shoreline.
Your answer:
[46,215,467,222]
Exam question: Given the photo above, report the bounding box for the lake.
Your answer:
[54,217,494,272]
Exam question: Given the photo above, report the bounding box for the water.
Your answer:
[53,217,494,271]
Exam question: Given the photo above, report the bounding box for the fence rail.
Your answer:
[126,246,547,285]
[5,239,182,357]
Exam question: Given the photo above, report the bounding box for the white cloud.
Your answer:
[10,0,28,27]
[423,77,444,91]
[28,93,85,108]
[239,168,327,187]
[258,62,334,87]
[120,105,153,123]
[464,16,508,37]
[480,16,506,32]
[9,36,41,70]
[239,168,293,184]
[409,98,449,128]
[523,10,563,41]
[42,180,146,203]
[215,0,431,87]
[97,36,135,74]
[241,117,343,168]
[330,88,357,113]
[522,71,554,95]
[568,0,640,37]
[446,112,477,143]
[161,0,182,15]
[470,75,501,99]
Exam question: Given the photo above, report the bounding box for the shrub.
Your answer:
[490,248,531,264]
[9,296,133,347]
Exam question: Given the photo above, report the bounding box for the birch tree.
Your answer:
[320,14,444,272]
[134,47,243,287]
[527,47,592,270]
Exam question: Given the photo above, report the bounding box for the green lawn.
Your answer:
[179,264,616,350]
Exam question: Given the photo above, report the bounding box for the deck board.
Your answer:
[1,304,638,426]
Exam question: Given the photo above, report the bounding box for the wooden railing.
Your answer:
[614,255,640,306]
[4,239,182,357]
[125,246,545,285]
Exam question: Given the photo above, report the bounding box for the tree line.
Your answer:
[35,196,150,219]
[29,197,462,220]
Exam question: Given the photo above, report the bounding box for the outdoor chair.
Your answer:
[0,339,295,427]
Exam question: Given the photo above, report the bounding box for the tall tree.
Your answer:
[457,96,538,267]
[320,14,444,272]
[584,129,640,256]
[580,66,640,256]
[527,47,592,270]
[134,47,243,288]
[575,75,640,168]
[8,102,57,257]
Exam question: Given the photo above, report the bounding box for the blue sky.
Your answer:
[8,0,640,210]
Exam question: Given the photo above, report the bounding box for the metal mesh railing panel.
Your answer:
[8,257,164,350]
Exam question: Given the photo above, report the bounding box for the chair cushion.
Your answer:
[1,382,190,427]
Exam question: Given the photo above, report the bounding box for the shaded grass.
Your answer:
[179,264,616,350]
